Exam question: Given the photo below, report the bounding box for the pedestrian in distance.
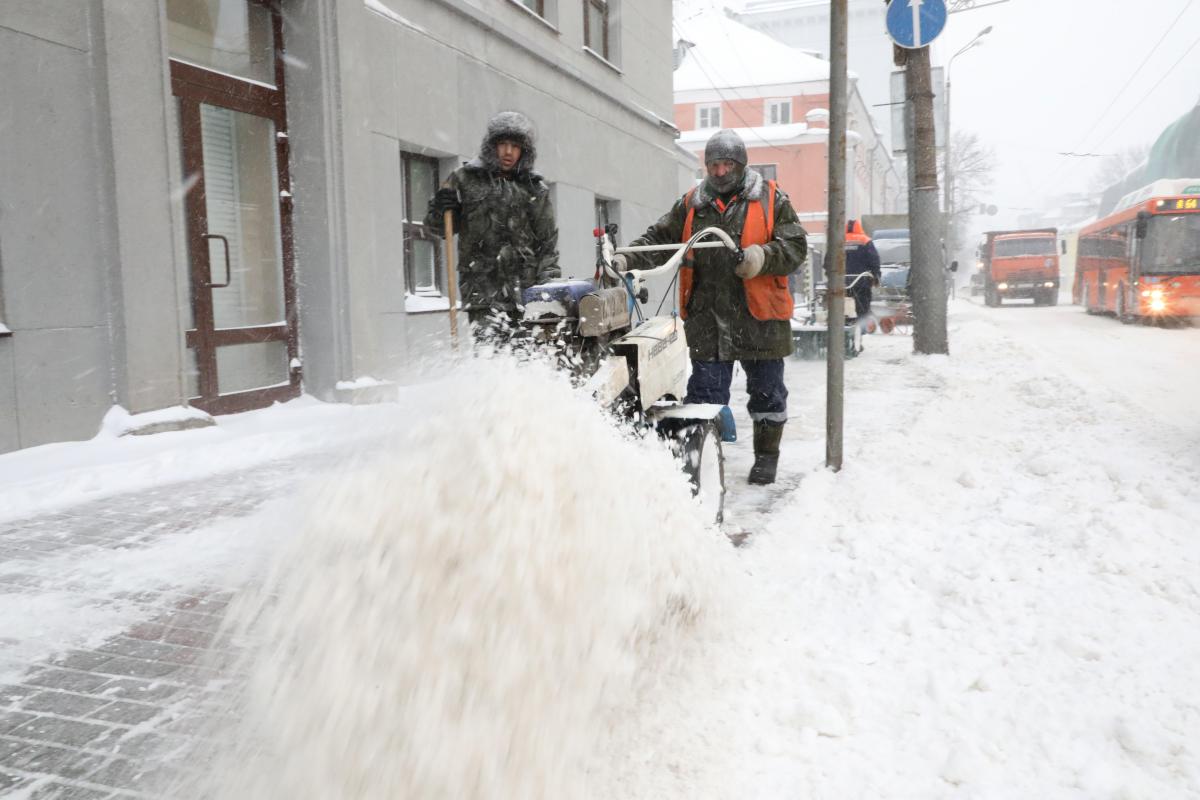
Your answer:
[825,219,881,330]
[614,129,807,485]
[426,110,561,343]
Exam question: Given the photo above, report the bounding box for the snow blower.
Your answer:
[519,224,743,525]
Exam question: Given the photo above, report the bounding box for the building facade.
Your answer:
[0,0,694,452]
[673,11,900,233]
[730,0,895,140]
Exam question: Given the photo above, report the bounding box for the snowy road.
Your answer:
[1,298,1198,798]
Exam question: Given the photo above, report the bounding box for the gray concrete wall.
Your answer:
[0,0,189,452]
[324,0,695,385]
[0,1,117,449]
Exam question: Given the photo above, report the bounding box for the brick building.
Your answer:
[673,10,901,233]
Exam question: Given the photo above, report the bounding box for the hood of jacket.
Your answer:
[475,110,538,177]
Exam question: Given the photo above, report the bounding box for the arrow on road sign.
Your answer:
[886,0,947,49]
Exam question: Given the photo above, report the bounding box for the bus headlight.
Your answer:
[997,282,1008,290]
[1151,298,1166,312]
[1043,282,1054,288]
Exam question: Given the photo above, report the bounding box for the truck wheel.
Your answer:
[678,422,725,526]
[985,287,998,307]
[1046,290,1059,306]
[1116,289,1132,324]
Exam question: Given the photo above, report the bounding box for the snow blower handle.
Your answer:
[613,227,741,282]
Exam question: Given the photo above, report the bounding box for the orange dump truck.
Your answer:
[980,228,1060,307]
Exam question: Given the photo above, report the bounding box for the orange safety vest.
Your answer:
[679,180,793,321]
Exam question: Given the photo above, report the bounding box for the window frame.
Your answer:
[696,103,721,130]
[764,98,792,126]
[512,0,546,17]
[750,163,778,182]
[401,151,444,298]
[583,0,609,59]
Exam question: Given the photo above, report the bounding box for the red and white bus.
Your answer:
[1075,178,1200,322]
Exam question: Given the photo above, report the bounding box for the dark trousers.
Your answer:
[685,359,788,424]
[850,282,873,318]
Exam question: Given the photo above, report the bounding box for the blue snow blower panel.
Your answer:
[521,280,595,320]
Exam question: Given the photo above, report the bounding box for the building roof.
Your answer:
[678,122,864,150]
[674,11,830,94]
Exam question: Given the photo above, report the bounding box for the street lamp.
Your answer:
[943,26,992,224]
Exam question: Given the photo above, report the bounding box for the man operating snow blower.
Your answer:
[614,130,807,485]
[426,111,561,343]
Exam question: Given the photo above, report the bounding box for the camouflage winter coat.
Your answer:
[625,169,807,361]
[425,114,560,314]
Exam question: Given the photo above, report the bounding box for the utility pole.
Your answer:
[826,0,848,471]
[904,45,948,354]
[887,0,950,354]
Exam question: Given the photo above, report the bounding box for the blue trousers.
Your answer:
[685,359,788,424]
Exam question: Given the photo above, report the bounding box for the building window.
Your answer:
[765,99,791,125]
[697,104,721,130]
[751,164,778,182]
[595,196,618,261]
[583,0,608,58]
[515,0,546,16]
[402,152,443,297]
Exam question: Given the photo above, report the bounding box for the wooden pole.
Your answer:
[443,209,460,348]
[826,0,848,472]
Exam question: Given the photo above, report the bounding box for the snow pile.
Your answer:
[719,304,1200,797]
[188,359,737,799]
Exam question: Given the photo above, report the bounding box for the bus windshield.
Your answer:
[994,237,1056,257]
[1142,215,1200,274]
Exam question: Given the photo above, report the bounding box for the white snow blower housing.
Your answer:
[520,224,742,524]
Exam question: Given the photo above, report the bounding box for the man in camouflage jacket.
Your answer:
[615,129,807,484]
[427,111,560,339]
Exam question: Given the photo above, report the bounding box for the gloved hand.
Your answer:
[735,244,765,279]
[611,253,630,273]
[430,187,461,217]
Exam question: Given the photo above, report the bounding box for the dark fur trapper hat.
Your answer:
[477,110,538,175]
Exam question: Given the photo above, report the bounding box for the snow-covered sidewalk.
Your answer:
[714,299,1200,797]
[1,298,1197,798]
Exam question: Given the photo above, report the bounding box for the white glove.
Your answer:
[612,253,630,273]
[736,244,765,279]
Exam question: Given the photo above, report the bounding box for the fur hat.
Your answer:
[478,110,538,174]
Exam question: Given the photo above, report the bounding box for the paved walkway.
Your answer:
[0,456,330,798]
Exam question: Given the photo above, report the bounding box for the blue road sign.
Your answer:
[886,0,948,49]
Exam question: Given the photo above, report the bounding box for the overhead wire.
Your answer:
[1041,0,1198,196]
[1065,0,1193,156]
[1089,29,1200,152]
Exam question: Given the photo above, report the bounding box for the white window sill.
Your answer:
[504,0,559,33]
[405,294,463,314]
[583,46,621,74]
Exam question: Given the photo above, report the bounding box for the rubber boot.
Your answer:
[749,421,784,485]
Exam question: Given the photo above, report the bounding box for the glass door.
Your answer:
[169,0,299,414]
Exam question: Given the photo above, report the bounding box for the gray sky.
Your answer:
[935,0,1199,222]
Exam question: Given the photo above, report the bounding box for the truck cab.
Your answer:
[981,228,1060,307]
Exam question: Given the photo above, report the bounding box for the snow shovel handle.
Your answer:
[443,208,460,348]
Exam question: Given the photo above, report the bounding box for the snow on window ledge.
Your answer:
[503,0,559,33]
[405,294,463,314]
[363,0,427,33]
[582,46,621,74]
[0,322,11,337]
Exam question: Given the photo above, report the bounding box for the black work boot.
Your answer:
[749,421,784,485]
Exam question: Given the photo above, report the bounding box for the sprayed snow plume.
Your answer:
[186,358,733,799]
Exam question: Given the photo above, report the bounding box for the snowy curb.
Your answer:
[99,404,215,438]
